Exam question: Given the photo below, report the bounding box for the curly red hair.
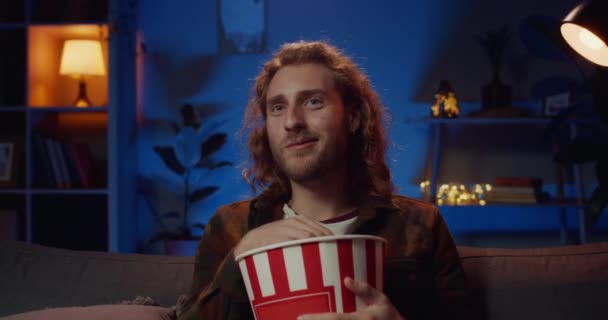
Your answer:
[242,41,394,202]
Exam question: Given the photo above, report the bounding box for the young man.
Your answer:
[177,41,473,320]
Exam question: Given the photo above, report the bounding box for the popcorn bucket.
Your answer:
[234,235,387,320]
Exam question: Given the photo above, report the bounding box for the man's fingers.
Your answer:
[288,215,333,237]
[344,277,385,305]
[235,215,334,257]
[299,279,398,320]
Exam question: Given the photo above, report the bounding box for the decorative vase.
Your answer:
[481,74,512,110]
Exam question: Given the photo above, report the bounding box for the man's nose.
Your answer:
[284,106,305,131]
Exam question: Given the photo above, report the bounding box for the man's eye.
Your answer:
[269,105,285,115]
[305,98,323,108]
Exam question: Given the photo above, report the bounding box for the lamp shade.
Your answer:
[560,1,608,67]
[59,40,106,76]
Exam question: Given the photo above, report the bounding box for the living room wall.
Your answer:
[134,0,607,252]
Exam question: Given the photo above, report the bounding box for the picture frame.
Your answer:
[543,91,570,117]
[0,137,22,188]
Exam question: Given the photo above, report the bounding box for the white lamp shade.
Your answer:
[561,23,608,67]
[59,40,106,76]
[560,1,608,67]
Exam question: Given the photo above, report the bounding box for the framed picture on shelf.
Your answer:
[543,91,570,117]
[0,137,22,188]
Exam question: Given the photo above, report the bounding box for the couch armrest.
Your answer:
[0,240,195,317]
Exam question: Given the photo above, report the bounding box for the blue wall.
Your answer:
[134,0,607,251]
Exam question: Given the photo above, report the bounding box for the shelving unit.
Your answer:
[422,116,595,244]
[0,0,137,252]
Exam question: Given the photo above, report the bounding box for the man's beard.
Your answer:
[272,141,343,183]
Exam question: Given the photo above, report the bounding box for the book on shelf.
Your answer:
[32,134,56,188]
[51,139,72,189]
[60,142,82,188]
[43,137,65,188]
[492,185,537,194]
[67,143,88,188]
[485,187,550,204]
[485,191,537,204]
[494,176,542,189]
[32,134,97,189]
[70,142,97,188]
[490,176,546,204]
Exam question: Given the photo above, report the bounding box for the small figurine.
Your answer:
[431,93,444,118]
[430,80,460,118]
[444,91,460,118]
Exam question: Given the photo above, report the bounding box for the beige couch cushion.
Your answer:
[458,242,608,320]
[0,305,172,320]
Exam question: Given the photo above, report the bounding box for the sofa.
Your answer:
[1,240,607,319]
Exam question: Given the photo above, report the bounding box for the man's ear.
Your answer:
[349,109,361,133]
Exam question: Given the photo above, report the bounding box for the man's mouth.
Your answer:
[286,138,318,149]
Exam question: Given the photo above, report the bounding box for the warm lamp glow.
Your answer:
[561,24,608,66]
[59,40,106,76]
[560,1,608,67]
[59,39,105,107]
[579,28,605,50]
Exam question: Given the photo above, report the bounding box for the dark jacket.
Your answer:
[177,193,474,320]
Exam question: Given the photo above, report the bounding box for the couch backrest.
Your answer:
[457,242,608,320]
[3,240,608,319]
[0,240,195,317]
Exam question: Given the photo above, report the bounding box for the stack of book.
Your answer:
[32,134,99,189]
[485,177,548,204]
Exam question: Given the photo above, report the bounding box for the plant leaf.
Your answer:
[175,127,203,168]
[181,103,200,129]
[153,146,186,175]
[210,160,233,169]
[200,133,227,159]
[188,186,219,204]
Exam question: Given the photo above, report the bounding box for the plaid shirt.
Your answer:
[177,193,475,320]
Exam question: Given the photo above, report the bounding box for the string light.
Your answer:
[420,181,492,206]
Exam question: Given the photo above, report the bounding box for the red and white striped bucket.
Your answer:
[234,235,387,320]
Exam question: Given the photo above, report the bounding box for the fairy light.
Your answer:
[419,181,493,206]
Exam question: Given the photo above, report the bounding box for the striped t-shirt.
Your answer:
[282,203,358,235]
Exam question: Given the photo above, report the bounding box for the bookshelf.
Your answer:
[0,0,137,252]
[418,116,596,244]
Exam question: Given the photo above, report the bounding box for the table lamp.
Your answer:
[560,0,608,67]
[59,39,106,107]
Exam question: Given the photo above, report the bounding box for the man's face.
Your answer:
[265,63,350,183]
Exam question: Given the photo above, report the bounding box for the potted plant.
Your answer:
[476,27,513,110]
[139,103,232,255]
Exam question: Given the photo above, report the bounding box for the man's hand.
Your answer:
[233,215,332,258]
[298,277,405,320]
